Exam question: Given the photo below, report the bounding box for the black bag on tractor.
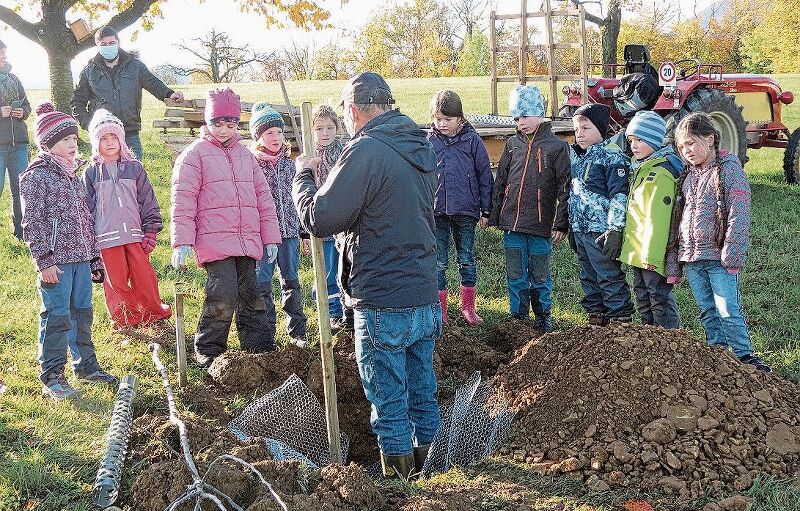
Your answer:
[613,72,661,118]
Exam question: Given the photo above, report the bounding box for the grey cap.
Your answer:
[340,72,395,107]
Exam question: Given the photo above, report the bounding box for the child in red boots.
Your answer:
[428,90,494,326]
[83,109,171,329]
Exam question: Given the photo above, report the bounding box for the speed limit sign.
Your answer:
[659,61,677,87]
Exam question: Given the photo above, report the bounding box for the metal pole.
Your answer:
[300,101,343,465]
[174,281,187,388]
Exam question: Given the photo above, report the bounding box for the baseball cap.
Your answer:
[339,72,396,107]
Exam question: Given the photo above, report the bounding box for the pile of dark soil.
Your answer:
[493,323,800,508]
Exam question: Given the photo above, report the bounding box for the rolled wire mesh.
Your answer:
[229,374,349,468]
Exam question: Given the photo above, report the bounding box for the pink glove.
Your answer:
[726,268,740,275]
[666,276,681,285]
[141,232,157,254]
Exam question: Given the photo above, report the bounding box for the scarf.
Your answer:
[252,144,283,169]
[631,145,684,173]
[316,139,343,187]
[49,152,80,178]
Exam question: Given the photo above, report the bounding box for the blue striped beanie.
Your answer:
[249,101,284,141]
[626,110,666,149]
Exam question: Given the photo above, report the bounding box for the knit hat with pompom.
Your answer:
[35,102,79,149]
[88,109,135,162]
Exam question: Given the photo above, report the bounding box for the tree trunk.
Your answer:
[601,0,622,77]
[47,47,76,113]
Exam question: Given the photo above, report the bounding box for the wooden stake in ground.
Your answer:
[174,281,188,388]
[300,101,343,465]
[278,73,303,151]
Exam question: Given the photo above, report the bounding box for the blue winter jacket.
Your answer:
[568,139,631,234]
[428,123,493,219]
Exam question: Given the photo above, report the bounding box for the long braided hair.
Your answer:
[668,113,726,250]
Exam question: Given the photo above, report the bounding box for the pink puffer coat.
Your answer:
[170,127,281,266]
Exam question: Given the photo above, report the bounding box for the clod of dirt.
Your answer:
[129,460,193,511]
[435,326,507,380]
[181,383,231,422]
[207,345,311,392]
[317,463,385,509]
[494,323,800,508]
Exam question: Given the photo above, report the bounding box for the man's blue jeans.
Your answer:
[685,260,753,357]
[126,133,143,161]
[435,215,478,290]
[38,262,101,383]
[354,303,442,456]
[0,143,28,239]
[503,231,553,317]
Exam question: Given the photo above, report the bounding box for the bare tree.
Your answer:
[280,40,316,80]
[582,0,625,76]
[451,0,488,41]
[170,28,267,83]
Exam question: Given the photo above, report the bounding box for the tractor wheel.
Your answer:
[665,88,748,165]
[783,128,800,184]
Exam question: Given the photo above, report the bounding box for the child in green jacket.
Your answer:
[619,110,681,328]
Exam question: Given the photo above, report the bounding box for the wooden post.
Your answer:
[278,73,303,150]
[174,281,188,388]
[578,5,589,104]
[519,0,527,85]
[489,11,498,116]
[300,101,343,465]
[544,0,559,117]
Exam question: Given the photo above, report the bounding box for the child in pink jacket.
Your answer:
[170,88,281,367]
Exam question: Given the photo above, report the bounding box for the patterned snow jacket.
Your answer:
[489,122,570,236]
[20,153,102,272]
[253,151,300,239]
[666,152,750,277]
[568,138,631,234]
[83,159,163,249]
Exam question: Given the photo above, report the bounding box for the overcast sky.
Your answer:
[1,0,717,89]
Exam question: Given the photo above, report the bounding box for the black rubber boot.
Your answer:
[380,452,415,479]
[413,444,431,474]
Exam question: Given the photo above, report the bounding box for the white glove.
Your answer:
[265,244,278,264]
[171,245,193,270]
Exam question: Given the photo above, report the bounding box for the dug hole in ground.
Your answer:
[122,321,800,510]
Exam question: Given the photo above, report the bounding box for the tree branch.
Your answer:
[77,0,159,52]
[583,11,606,27]
[0,5,40,42]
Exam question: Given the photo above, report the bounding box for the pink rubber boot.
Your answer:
[460,286,484,326]
[438,290,448,325]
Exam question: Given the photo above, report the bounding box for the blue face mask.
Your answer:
[99,44,119,61]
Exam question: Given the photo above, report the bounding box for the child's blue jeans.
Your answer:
[354,303,442,456]
[38,261,101,383]
[504,231,553,318]
[257,238,307,339]
[435,215,478,290]
[311,239,344,318]
[685,260,752,357]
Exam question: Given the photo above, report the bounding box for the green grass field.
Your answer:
[0,75,798,509]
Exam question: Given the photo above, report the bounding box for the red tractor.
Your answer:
[559,44,799,183]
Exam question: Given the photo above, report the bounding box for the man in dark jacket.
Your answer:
[70,26,183,160]
[0,39,31,240]
[293,72,440,479]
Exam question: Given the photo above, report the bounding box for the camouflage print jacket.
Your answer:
[568,138,631,234]
[20,154,102,272]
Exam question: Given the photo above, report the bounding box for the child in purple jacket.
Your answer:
[20,103,117,401]
[668,112,770,372]
[428,90,493,326]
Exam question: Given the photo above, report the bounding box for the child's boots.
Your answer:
[460,286,483,326]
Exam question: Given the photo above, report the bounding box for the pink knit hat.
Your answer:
[35,103,79,149]
[88,109,135,162]
[205,88,242,124]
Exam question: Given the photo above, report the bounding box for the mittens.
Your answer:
[141,232,157,254]
[171,245,193,270]
[595,230,623,260]
[264,244,278,264]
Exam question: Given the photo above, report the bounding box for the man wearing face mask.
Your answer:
[71,26,183,160]
[293,72,441,480]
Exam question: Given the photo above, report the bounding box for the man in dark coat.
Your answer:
[293,72,441,479]
[71,26,183,160]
